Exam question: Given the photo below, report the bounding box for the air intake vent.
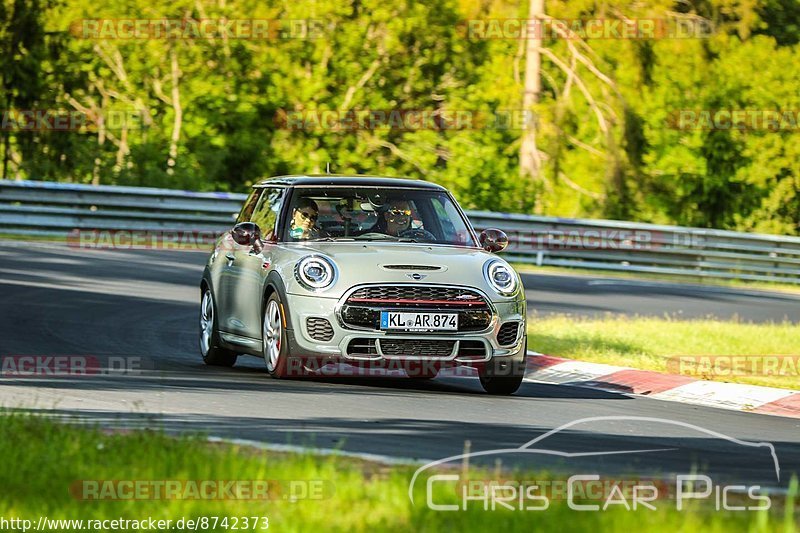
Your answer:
[379,339,456,357]
[347,338,378,357]
[306,317,334,341]
[382,265,442,271]
[457,340,486,360]
[497,322,520,346]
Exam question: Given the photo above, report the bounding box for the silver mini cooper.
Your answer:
[200,176,527,394]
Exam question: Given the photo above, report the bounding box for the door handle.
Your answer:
[225,252,236,262]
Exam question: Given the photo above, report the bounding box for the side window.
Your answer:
[408,200,424,230]
[236,189,262,224]
[431,198,458,241]
[249,187,285,241]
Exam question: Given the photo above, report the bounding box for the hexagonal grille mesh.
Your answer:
[306,317,334,341]
[497,321,520,346]
[349,285,485,303]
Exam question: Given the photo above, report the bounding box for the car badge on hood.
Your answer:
[406,273,427,281]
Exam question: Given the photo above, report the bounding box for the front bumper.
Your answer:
[283,292,526,365]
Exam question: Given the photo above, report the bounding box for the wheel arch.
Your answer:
[263,271,293,330]
[200,267,212,295]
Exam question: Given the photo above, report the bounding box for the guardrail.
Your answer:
[1,179,799,284]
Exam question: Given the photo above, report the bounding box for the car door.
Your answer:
[222,186,287,340]
[212,187,261,332]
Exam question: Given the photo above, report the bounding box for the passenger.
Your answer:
[289,197,325,240]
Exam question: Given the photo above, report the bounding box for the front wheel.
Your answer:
[479,355,525,395]
[199,288,238,367]
[479,372,524,395]
[263,293,290,378]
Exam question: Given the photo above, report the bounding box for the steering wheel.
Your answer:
[399,228,436,241]
[356,232,391,239]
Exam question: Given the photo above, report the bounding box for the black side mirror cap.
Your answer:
[479,228,509,253]
[231,222,263,253]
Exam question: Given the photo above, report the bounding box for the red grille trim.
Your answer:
[347,297,487,307]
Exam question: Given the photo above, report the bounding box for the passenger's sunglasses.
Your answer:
[387,208,411,217]
[296,209,318,222]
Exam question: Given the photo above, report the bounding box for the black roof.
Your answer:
[255,175,446,191]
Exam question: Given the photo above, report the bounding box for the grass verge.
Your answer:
[528,315,800,389]
[0,414,796,532]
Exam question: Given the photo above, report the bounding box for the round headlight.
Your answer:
[296,255,337,291]
[484,260,518,296]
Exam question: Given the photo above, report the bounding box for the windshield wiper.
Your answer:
[355,236,397,241]
[311,237,356,242]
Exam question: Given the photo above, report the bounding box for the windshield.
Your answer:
[281,186,477,247]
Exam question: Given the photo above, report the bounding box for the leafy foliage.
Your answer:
[1,0,798,234]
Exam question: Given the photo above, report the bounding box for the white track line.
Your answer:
[206,436,432,466]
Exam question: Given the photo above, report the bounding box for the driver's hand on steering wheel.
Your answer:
[398,227,436,241]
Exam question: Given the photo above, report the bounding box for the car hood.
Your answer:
[278,242,519,301]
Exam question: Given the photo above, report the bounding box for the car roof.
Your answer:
[254,175,446,191]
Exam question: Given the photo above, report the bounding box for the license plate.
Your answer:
[380,311,458,331]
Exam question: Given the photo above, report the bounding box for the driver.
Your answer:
[375,199,436,241]
[289,197,325,240]
[383,199,414,237]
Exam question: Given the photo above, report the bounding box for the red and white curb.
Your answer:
[524,352,800,419]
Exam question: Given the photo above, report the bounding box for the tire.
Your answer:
[199,287,238,367]
[479,373,524,395]
[479,353,525,395]
[263,292,290,378]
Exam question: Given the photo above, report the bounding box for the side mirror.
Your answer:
[231,222,263,254]
[479,228,509,253]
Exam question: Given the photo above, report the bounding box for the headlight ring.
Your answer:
[295,255,337,291]
[484,259,518,296]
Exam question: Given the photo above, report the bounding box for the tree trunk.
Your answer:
[2,132,9,181]
[167,48,182,176]
[519,0,544,181]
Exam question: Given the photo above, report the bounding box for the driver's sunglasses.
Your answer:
[387,208,411,217]
[296,209,318,222]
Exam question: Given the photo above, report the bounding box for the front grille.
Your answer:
[379,339,456,357]
[348,285,486,304]
[347,338,378,356]
[341,285,492,332]
[306,317,334,341]
[497,321,520,346]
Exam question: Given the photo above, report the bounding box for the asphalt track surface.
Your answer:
[1,241,799,491]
